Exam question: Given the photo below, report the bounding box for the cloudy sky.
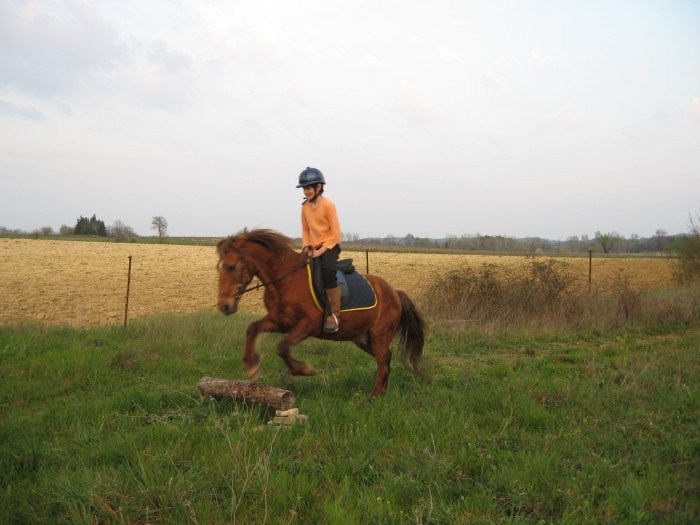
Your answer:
[1,0,699,240]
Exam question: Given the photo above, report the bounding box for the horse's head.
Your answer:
[216,235,256,315]
[216,228,297,315]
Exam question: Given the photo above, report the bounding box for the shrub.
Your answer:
[421,257,700,332]
[420,257,580,326]
[674,212,700,285]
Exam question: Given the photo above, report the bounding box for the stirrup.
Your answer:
[324,313,339,333]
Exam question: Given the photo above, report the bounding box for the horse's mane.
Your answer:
[217,228,297,259]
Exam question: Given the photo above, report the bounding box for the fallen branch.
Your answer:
[197,377,295,410]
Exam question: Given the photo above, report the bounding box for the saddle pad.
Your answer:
[306,265,377,312]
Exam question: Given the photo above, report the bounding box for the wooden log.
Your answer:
[197,377,295,410]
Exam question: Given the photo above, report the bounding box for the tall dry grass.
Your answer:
[420,256,700,332]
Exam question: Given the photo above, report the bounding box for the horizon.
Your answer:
[1,219,688,244]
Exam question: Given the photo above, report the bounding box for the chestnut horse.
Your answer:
[216,228,426,397]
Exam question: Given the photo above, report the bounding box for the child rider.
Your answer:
[297,167,342,333]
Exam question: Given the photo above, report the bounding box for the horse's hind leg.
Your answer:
[355,333,392,396]
[354,333,373,356]
[369,335,393,397]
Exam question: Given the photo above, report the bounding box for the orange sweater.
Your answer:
[301,196,341,249]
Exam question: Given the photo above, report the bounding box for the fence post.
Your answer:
[588,250,593,294]
[366,249,369,274]
[124,255,132,327]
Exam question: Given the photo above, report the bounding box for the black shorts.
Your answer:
[320,245,341,289]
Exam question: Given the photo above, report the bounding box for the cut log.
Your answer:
[197,377,295,410]
[268,409,309,426]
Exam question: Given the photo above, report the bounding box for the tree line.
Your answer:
[352,229,681,255]
[0,215,167,240]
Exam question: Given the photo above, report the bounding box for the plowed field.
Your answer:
[0,239,676,327]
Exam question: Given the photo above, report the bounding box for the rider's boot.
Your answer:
[324,287,341,333]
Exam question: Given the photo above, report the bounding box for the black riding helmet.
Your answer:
[297,167,326,188]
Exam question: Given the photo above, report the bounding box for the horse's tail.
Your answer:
[395,290,426,376]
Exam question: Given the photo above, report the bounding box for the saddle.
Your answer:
[308,258,377,313]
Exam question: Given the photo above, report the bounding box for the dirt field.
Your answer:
[0,239,677,327]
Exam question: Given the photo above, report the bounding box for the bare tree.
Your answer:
[595,231,625,254]
[151,216,168,241]
[108,220,138,237]
[652,229,669,253]
[341,232,360,243]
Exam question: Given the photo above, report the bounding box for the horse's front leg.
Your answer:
[243,316,279,381]
[277,320,316,376]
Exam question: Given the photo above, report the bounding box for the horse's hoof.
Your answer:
[246,363,262,383]
[292,363,316,376]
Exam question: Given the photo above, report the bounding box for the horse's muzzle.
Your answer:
[218,285,245,315]
[219,302,236,315]
[218,296,239,315]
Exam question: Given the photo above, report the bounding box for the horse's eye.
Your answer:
[228,264,237,272]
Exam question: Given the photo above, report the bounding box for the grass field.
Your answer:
[1,312,698,523]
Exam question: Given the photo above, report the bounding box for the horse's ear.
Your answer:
[216,238,229,258]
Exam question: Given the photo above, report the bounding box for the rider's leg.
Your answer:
[324,286,341,332]
[319,246,340,332]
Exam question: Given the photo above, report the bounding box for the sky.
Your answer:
[1,0,699,241]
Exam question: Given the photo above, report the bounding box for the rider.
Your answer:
[297,167,342,333]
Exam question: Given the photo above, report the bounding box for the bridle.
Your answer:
[220,243,309,307]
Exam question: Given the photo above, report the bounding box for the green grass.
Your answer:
[1,313,699,524]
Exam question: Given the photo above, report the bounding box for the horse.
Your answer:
[216,228,426,397]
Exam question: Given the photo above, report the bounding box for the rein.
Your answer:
[227,246,308,303]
